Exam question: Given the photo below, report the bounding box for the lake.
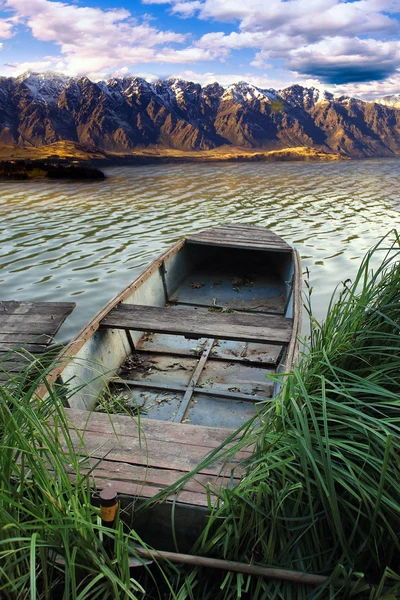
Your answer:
[0,159,398,343]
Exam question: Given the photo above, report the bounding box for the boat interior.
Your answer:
[51,226,301,546]
[61,239,297,430]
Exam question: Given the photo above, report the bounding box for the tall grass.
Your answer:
[0,362,166,600]
[157,231,400,599]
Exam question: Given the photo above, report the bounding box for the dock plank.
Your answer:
[100,304,292,345]
[0,301,75,383]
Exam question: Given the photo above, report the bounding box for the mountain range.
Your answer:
[1,71,400,158]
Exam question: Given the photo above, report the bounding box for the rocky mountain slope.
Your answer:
[1,71,400,158]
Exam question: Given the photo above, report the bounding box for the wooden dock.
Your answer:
[0,300,75,381]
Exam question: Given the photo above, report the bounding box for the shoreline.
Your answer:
[0,142,346,175]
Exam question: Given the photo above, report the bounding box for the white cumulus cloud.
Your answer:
[3,0,216,79]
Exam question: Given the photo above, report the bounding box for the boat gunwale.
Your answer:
[36,239,185,396]
[285,249,302,371]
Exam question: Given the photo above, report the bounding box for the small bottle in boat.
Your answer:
[100,487,119,556]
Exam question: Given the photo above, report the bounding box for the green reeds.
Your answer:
[0,359,157,600]
[162,231,400,599]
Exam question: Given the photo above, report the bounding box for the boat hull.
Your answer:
[41,225,301,549]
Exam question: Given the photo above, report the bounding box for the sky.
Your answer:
[0,0,400,99]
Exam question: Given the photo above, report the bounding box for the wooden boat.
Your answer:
[45,224,301,549]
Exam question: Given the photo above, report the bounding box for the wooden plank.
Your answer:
[187,239,290,250]
[215,224,276,231]
[0,302,75,348]
[64,430,246,477]
[0,301,75,314]
[86,477,211,507]
[210,229,288,241]
[65,409,243,450]
[186,226,292,251]
[0,314,63,324]
[76,458,240,495]
[188,225,285,236]
[174,338,215,423]
[0,322,64,336]
[0,361,31,373]
[187,232,289,244]
[100,304,292,345]
[188,229,285,242]
[0,352,34,362]
[0,333,50,346]
[190,223,288,236]
[0,301,75,386]
[63,410,248,507]
[135,345,281,367]
[186,239,292,252]
[112,378,270,403]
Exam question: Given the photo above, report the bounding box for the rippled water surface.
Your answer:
[1,159,399,342]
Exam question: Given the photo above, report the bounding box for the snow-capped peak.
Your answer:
[16,71,71,104]
[280,85,333,108]
[223,81,274,103]
[374,94,400,109]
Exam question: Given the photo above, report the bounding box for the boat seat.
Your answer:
[100,304,293,346]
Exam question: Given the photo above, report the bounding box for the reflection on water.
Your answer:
[0,159,398,342]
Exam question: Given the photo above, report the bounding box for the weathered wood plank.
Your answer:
[173,338,215,423]
[0,360,31,373]
[64,430,246,477]
[0,314,63,324]
[0,343,46,353]
[111,377,270,402]
[189,238,289,249]
[100,305,292,345]
[0,323,64,336]
[0,352,34,362]
[0,301,75,385]
[0,333,50,346]
[188,229,284,241]
[0,301,75,315]
[135,336,282,365]
[187,239,292,252]
[0,302,75,347]
[65,409,243,449]
[187,231,288,243]
[88,477,211,507]
[76,458,240,495]
[186,226,292,252]
[63,410,248,507]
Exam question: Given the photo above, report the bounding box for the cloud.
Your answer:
[5,59,54,72]
[330,73,400,100]
[0,16,18,39]
[3,0,215,79]
[289,37,400,84]
[153,0,400,85]
[170,1,203,17]
[168,0,400,39]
